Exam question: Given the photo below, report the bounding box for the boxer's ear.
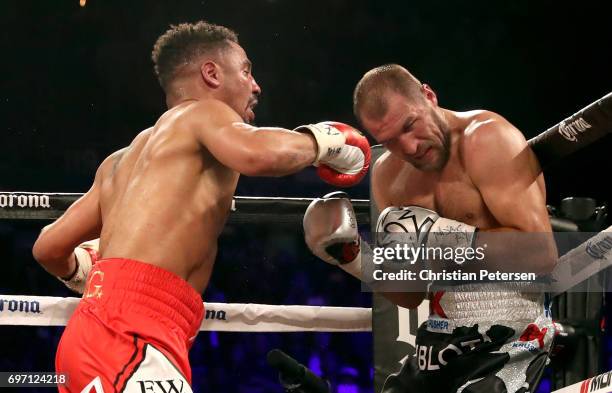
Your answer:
[422,84,438,106]
[201,61,221,88]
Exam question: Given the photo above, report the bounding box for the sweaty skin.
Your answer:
[33,98,318,294]
[365,90,557,308]
[32,36,324,294]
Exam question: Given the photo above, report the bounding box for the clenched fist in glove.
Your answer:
[303,191,370,281]
[58,239,100,294]
[295,122,370,187]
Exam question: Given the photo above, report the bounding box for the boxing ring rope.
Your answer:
[0,295,372,332]
[552,370,612,393]
[0,222,608,324]
[0,193,372,224]
[0,192,601,233]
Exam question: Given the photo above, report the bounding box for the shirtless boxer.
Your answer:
[32,21,369,393]
[304,64,558,392]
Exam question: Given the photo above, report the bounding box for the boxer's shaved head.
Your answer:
[353,64,424,124]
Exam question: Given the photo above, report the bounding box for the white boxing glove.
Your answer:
[294,122,371,187]
[58,239,100,294]
[378,205,477,265]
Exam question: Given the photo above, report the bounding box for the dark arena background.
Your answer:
[0,1,611,392]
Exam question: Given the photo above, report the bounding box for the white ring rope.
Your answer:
[552,370,612,392]
[550,225,612,296]
[0,295,372,333]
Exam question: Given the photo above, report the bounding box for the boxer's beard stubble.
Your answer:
[414,109,451,171]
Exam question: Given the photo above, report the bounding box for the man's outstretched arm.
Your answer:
[188,100,369,180]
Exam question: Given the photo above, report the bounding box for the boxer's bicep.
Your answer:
[466,121,550,232]
[192,101,298,175]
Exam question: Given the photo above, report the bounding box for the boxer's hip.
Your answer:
[383,316,554,393]
[81,258,203,338]
[385,283,554,393]
[429,283,549,328]
[56,258,204,392]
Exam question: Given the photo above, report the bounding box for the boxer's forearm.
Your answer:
[32,225,77,278]
[339,241,428,305]
[34,248,77,278]
[475,227,558,275]
[244,127,317,176]
[212,123,317,176]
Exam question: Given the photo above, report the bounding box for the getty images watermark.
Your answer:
[370,243,538,283]
[362,231,612,293]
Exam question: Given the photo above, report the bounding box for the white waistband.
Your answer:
[433,283,546,328]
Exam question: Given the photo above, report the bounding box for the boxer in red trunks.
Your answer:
[32,21,369,392]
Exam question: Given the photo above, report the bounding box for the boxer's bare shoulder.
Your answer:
[97,128,153,183]
[459,110,528,152]
[372,151,396,208]
[155,99,241,137]
[457,110,538,179]
[372,150,423,208]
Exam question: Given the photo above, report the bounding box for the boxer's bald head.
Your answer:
[354,65,450,171]
[353,64,424,124]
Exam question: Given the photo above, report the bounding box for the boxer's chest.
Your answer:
[388,164,497,228]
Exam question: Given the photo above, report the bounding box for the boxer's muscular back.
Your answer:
[98,102,239,293]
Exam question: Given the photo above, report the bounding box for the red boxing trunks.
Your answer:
[56,258,204,393]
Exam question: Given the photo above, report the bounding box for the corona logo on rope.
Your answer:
[0,193,51,209]
[558,117,592,142]
[204,309,227,321]
[0,298,42,315]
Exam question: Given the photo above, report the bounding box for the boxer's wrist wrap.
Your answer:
[337,240,380,286]
[58,239,99,294]
[294,123,346,165]
[426,217,478,265]
[60,255,80,281]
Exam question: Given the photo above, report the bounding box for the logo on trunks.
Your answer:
[426,318,451,333]
[85,271,104,299]
[513,323,547,352]
[205,309,227,321]
[0,193,51,209]
[0,298,42,314]
[136,379,185,393]
[586,236,612,260]
[416,336,487,371]
[557,117,592,142]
